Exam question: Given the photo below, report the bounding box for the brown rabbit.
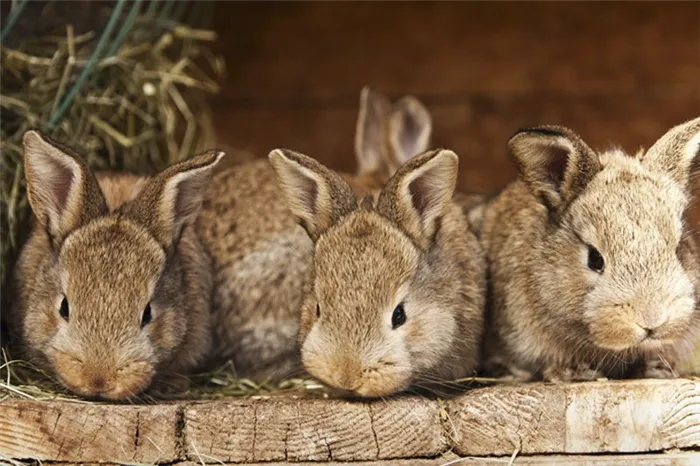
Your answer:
[268,148,486,397]
[11,131,223,399]
[480,117,700,382]
[197,87,434,381]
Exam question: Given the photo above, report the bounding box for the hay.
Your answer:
[0,0,225,283]
[0,345,330,403]
[0,343,513,402]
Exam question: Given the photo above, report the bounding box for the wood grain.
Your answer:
[2,380,700,463]
[211,93,700,195]
[184,397,443,462]
[209,1,700,228]
[0,401,180,463]
[212,2,700,99]
[447,379,700,457]
[15,452,700,466]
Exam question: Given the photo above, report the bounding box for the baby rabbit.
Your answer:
[480,117,700,382]
[269,148,486,397]
[11,131,223,399]
[198,87,433,381]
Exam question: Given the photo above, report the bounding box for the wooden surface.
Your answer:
[10,454,700,466]
[210,2,700,202]
[2,379,700,464]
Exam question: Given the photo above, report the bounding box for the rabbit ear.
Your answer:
[377,149,458,248]
[269,148,358,242]
[387,95,432,170]
[123,150,225,249]
[641,116,700,194]
[23,130,107,246]
[354,86,392,176]
[508,126,601,214]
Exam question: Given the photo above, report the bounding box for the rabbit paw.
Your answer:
[149,374,191,398]
[482,355,534,382]
[542,364,603,383]
[641,358,677,379]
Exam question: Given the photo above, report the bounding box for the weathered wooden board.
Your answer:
[184,396,444,462]
[14,453,700,466]
[222,453,700,466]
[213,2,700,98]
[447,378,700,457]
[1,380,700,464]
[0,401,181,463]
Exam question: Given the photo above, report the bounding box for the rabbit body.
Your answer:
[197,88,435,381]
[480,118,700,382]
[269,148,486,397]
[12,132,222,399]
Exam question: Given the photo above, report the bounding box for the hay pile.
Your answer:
[0,347,329,402]
[0,0,224,283]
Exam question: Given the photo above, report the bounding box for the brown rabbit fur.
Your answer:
[269,148,486,397]
[480,117,700,382]
[197,87,434,381]
[11,131,223,400]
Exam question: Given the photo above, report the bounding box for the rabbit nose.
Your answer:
[91,375,107,391]
[326,357,362,391]
[334,368,362,391]
[637,321,665,339]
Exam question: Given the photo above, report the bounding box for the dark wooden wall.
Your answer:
[210,1,700,216]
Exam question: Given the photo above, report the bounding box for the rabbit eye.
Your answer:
[587,246,605,273]
[392,304,406,329]
[59,297,69,322]
[141,303,152,328]
[316,304,321,318]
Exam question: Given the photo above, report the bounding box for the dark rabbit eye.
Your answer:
[59,297,69,322]
[141,303,152,328]
[316,304,321,318]
[392,304,406,329]
[587,246,605,273]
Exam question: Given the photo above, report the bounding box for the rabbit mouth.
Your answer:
[592,325,679,353]
[304,362,411,398]
[50,351,154,400]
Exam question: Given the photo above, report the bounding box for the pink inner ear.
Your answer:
[408,174,431,216]
[545,145,570,187]
[299,174,319,216]
[397,111,422,158]
[174,173,208,222]
[48,157,78,214]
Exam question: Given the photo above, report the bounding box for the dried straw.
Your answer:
[0,1,225,283]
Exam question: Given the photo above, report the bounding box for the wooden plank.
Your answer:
[0,401,181,463]
[447,379,700,457]
[25,452,700,466]
[184,397,443,463]
[2,380,700,463]
[212,2,700,98]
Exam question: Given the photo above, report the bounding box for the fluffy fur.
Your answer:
[11,131,222,399]
[480,117,700,382]
[197,87,435,381]
[269,149,486,397]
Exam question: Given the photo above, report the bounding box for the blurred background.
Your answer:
[1,0,699,399]
[210,2,700,201]
[1,1,699,284]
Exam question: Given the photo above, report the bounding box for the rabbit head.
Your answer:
[510,117,700,355]
[19,131,222,399]
[270,147,476,397]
